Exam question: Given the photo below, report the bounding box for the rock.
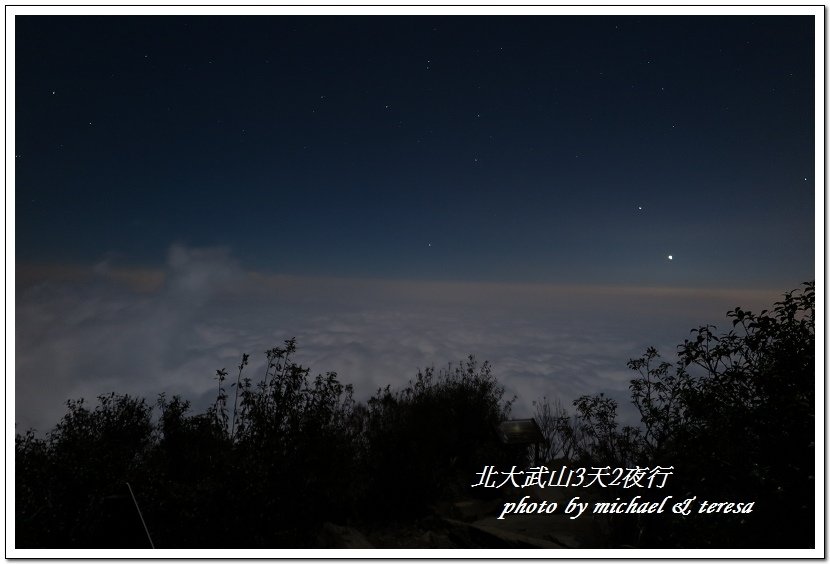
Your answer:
[420,530,457,548]
[316,522,374,549]
[441,518,567,549]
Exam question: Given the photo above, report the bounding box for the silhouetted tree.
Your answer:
[532,395,581,462]
[15,394,154,547]
[362,356,515,519]
[625,282,815,548]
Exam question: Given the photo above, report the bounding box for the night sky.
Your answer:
[14,14,817,432]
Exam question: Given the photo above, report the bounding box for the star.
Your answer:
[667,255,673,261]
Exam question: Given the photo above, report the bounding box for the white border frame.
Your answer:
[5,3,825,559]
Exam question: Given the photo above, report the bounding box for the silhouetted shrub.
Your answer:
[571,393,644,467]
[614,282,814,548]
[362,356,515,519]
[532,395,580,463]
[213,340,362,546]
[15,394,154,547]
[531,282,814,549]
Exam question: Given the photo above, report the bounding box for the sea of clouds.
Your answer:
[14,244,785,434]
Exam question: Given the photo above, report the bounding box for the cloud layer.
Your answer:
[15,245,787,433]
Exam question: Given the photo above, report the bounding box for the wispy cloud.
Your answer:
[15,244,788,433]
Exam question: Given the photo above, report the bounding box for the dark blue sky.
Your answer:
[16,15,815,287]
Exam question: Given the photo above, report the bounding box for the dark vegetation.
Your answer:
[16,282,814,548]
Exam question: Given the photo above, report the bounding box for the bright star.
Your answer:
[667,255,673,260]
